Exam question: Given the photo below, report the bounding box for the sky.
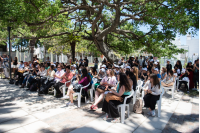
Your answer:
[139,26,199,45]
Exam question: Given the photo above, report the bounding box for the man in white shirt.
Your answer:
[40,65,65,94]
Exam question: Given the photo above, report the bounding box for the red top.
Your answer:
[60,72,73,87]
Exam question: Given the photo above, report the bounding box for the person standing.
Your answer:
[166,60,172,74]
[79,56,83,67]
[84,57,89,67]
[186,61,194,89]
[138,56,143,68]
[0,54,9,79]
[93,58,99,69]
[193,59,199,90]
[13,57,18,73]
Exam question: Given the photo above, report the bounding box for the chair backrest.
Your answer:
[81,82,90,88]
[123,88,134,104]
[92,78,98,84]
[160,87,165,99]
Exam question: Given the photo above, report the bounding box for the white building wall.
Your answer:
[186,39,199,59]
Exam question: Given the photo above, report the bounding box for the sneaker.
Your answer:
[68,102,74,106]
[90,105,95,110]
[147,111,152,115]
[62,95,69,99]
[187,91,190,93]
[66,101,70,106]
[151,110,156,117]
[86,100,90,104]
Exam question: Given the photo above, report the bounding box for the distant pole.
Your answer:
[7,27,11,79]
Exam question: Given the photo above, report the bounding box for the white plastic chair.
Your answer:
[161,80,176,98]
[54,78,74,97]
[74,83,90,108]
[90,78,98,102]
[133,80,143,104]
[157,87,165,117]
[117,90,134,123]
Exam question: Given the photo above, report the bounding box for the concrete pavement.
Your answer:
[0,79,198,133]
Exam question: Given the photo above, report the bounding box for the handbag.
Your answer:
[105,93,123,103]
[96,85,108,93]
[73,83,83,92]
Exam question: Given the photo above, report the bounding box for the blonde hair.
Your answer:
[132,67,138,81]
[110,69,115,77]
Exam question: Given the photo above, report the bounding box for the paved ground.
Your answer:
[0,79,199,133]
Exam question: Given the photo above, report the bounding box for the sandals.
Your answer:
[111,118,120,123]
[90,105,98,110]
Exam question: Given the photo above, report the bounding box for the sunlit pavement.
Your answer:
[0,79,198,133]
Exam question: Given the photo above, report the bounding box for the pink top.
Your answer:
[101,76,117,86]
[60,72,73,87]
[54,70,65,82]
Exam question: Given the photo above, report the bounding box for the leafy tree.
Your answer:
[0,0,198,63]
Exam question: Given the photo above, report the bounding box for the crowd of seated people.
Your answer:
[5,55,198,122]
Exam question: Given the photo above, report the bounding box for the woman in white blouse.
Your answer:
[143,74,161,117]
[47,65,55,77]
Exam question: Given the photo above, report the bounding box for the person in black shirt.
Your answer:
[193,59,199,89]
[84,57,89,67]
[133,57,139,67]
[166,60,172,74]
[140,68,148,81]
[186,61,194,89]
[174,60,182,76]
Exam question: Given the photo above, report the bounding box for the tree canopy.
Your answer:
[0,0,198,62]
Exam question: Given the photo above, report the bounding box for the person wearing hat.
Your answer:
[186,61,194,89]
[153,68,161,82]
[166,60,172,74]
[178,69,189,92]
[126,65,131,72]
[140,68,148,81]
[114,65,120,76]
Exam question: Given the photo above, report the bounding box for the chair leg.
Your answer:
[133,93,136,104]
[172,87,174,99]
[53,87,56,96]
[78,93,81,108]
[127,105,129,118]
[63,87,65,97]
[85,96,87,103]
[90,89,93,102]
[121,106,125,123]
[158,100,161,117]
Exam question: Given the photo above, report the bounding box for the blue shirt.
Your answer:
[88,73,93,84]
[157,74,161,79]
[18,64,24,69]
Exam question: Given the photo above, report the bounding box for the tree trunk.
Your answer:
[70,41,76,62]
[94,39,114,64]
[30,39,36,61]
[43,45,46,62]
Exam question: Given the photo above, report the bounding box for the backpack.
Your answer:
[9,79,15,84]
[30,83,38,92]
[133,98,143,114]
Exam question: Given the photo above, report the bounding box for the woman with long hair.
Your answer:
[186,61,194,89]
[161,67,167,80]
[126,71,137,91]
[90,69,117,110]
[132,66,138,81]
[66,68,91,106]
[143,74,161,117]
[102,73,132,123]
[174,60,182,76]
